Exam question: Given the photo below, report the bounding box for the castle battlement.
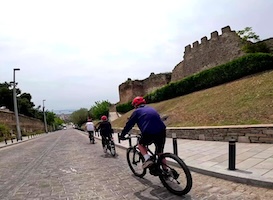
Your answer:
[184,26,235,53]
[118,25,273,102]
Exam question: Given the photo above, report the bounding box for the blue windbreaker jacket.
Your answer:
[121,105,166,136]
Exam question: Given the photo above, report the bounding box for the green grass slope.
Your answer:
[112,70,273,127]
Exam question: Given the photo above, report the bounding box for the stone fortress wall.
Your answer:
[0,110,45,135]
[171,26,245,82]
[118,26,273,103]
[119,72,172,104]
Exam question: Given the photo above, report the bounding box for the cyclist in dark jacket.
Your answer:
[120,96,166,169]
[96,115,114,153]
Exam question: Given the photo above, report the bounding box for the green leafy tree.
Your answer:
[44,111,64,130]
[30,106,44,120]
[89,100,111,120]
[0,82,37,117]
[46,111,57,126]
[0,82,14,111]
[237,27,260,42]
[70,108,89,126]
[18,93,35,117]
[54,117,64,126]
[237,27,270,53]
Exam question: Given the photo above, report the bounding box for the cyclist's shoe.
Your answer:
[142,159,154,169]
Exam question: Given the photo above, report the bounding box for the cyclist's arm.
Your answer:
[121,111,137,137]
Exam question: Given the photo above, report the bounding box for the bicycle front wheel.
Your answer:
[126,147,146,178]
[158,153,192,196]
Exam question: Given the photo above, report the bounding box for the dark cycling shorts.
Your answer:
[87,131,94,136]
[138,130,166,154]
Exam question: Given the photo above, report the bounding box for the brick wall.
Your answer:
[113,124,273,144]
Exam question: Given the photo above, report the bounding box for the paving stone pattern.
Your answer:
[0,129,272,200]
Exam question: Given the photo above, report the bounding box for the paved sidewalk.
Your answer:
[0,133,47,149]
[92,132,273,189]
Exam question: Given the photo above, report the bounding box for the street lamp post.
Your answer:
[43,100,48,133]
[12,68,22,141]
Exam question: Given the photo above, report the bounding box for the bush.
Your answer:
[0,123,11,142]
[0,123,9,136]
[242,42,270,53]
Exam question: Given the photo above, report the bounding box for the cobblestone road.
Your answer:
[0,129,272,200]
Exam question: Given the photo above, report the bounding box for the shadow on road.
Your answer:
[100,153,119,159]
[131,175,192,200]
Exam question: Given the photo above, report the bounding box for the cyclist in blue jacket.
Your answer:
[120,96,166,169]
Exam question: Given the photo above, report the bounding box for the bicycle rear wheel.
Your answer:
[126,147,146,177]
[158,153,192,196]
[110,141,116,156]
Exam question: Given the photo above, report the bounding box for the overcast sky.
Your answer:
[1,0,272,113]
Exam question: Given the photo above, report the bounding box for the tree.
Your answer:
[89,100,111,120]
[70,108,89,126]
[0,83,37,117]
[54,117,64,127]
[17,93,35,117]
[237,27,270,53]
[30,106,44,120]
[237,27,260,42]
[0,82,14,110]
[46,111,56,126]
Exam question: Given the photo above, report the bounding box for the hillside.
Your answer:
[111,70,273,127]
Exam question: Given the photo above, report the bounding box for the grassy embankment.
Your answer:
[112,70,273,127]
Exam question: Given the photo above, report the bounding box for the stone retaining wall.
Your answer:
[113,124,273,143]
[0,110,45,134]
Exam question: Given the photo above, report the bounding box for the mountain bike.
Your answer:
[103,136,116,156]
[123,134,192,196]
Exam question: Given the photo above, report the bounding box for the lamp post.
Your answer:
[12,68,22,141]
[43,99,48,133]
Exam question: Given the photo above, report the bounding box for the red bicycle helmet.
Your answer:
[101,115,107,121]
[132,96,146,107]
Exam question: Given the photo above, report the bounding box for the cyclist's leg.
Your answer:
[138,134,154,168]
[89,131,94,138]
[101,135,106,147]
[138,134,151,157]
[155,130,167,169]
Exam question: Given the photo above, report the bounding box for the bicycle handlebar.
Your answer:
[118,133,140,140]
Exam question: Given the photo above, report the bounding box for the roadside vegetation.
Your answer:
[0,82,64,137]
[70,100,111,127]
[111,69,273,127]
